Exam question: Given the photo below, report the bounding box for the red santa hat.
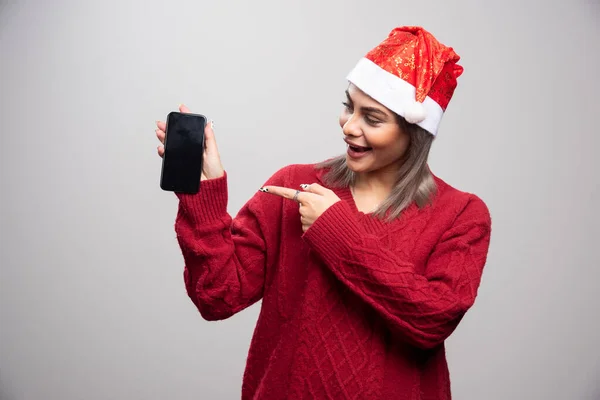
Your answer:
[346,26,464,136]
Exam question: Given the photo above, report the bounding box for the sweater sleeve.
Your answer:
[302,196,492,350]
[174,169,286,321]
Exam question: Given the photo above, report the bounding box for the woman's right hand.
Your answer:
[156,104,225,181]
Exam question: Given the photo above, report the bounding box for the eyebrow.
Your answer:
[345,90,389,118]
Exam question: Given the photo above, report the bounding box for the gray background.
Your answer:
[1,0,599,399]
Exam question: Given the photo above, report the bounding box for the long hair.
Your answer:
[316,115,436,221]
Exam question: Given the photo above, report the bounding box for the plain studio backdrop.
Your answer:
[1,1,599,399]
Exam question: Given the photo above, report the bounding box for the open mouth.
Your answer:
[348,144,372,153]
[345,139,373,153]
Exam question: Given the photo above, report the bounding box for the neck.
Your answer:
[353,162,399,196]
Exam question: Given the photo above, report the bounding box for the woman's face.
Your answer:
[339,84,410,175]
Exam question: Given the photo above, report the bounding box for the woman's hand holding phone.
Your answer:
[156,104,224,181]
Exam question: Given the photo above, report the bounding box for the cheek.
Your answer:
[392,137,410,158]
[339,113,348,128]
[367,129,410,157]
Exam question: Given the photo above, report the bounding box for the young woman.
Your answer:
[155,26,492,400]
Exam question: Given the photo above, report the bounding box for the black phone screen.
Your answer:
[160,111,206,194]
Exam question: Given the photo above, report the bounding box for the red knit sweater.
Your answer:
[174,163,492,399]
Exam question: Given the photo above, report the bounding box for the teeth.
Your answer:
[346,142,371,152]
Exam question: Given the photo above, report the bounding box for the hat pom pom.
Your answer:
[404,101,427,124]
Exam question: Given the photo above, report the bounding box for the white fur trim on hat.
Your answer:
[346,58,444,136]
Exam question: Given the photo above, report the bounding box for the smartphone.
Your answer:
[160,111,206,194]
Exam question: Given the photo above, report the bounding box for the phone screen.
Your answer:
[160,111,206,194]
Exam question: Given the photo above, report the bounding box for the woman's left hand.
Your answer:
[260,183,341,232]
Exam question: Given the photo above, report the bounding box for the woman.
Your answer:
[155,26,492,400]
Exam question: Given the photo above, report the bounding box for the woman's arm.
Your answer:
[302,195,492,349]
[174,168,287,321]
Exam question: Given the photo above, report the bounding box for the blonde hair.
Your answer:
[316,115,436,221]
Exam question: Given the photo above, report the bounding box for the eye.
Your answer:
[365,116,381,126]
[342,101,353,112]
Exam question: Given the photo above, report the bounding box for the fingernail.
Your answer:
[300,184,309,190]
[259,187,268,192]
[210,120,215,129]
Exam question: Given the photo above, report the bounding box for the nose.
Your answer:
[342,112,361,137]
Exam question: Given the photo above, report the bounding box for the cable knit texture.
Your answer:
[174,163,492,400]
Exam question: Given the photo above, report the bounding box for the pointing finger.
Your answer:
[179,103,191,113]
[260,186,311,203]
[259,186,299,199]
[300,183,329,195]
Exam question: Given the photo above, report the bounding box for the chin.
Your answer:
[345,155,371,173]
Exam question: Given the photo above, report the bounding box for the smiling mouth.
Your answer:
[349,145,371,153]
[345,140,372,153]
